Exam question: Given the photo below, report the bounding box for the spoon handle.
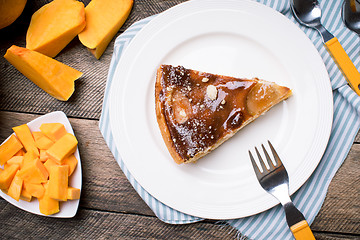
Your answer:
[325,37,360,95]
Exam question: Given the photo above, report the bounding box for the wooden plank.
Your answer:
[0,0,187,119]
[355,130,360,143]
[0,111,359,235]
[0,200,358,240]
[313,232,360,240]
[311,143,360,234]
[0,200,238,239]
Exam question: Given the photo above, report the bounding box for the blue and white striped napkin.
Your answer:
[99,0,360,239]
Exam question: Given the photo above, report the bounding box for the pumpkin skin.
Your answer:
[0,0,27,29]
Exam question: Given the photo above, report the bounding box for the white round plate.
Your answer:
[0,111,82,218]
[109,0,333,219]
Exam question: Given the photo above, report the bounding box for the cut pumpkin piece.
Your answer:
[0,164,20,189]
[20,187,32,202]
[22,151,37,169]
[26,0,86,58]
[4,45,83,101]
[34,134,54,150]
[46,133,78,164]
[43,159,59,174]
[40,123,67,142]
[67,187,80,200]
[7,171,23,201]
[39,149,49,162]
[13,124,39,156]
[14,149,25,156]
[0,134,23,165]
[62,154,78,176]
[48,165,68,201]
[32,131,44,142]
[6,156,24,168]
[39,182,59,215]
[18,158,49,184]
[23,182,45,198]
[78,0,133,59]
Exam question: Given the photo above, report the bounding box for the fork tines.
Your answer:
[249,140,282,174]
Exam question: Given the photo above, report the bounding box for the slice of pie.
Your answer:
[155,64,292,164]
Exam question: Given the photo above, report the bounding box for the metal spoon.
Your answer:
[290,0,360,95]
[342,0,360,35]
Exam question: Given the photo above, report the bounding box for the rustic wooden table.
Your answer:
[0,1,359,239]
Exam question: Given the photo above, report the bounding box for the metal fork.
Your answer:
[248,141,315,240]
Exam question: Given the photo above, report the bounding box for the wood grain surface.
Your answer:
[0,0,359,239]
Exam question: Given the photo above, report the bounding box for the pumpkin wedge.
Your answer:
[0,134,23,165]
[39,183,59,215]
[13,124,39,156]
[7,171,23,201]
[0,164,20,190]
[26,0,86,58]
[48,165,68,201]
[20,187,32,202]
[40,123,67,142]
[78,0,133,59]
[4,45,83,101]
[46,133,78,164]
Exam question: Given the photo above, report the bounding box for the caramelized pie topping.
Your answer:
[156,65,291,163]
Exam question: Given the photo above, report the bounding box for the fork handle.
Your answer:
[284,202,315,240]
[290,220,315,240]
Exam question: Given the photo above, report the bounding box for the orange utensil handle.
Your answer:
[290,220,315,240]
[325,37,360,96]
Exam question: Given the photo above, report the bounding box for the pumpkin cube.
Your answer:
[35,135,54,150]
[23,181,45,198]
[39,183,59,215]
[32,131,44,142]
[4,45,83,101]
[26,0,86,58]
[22,151,37,169]
[14,149,25,156]
[20,187,33,202]
[0,164,20,189]
[40,123,67,142]
[48,165,68,201]
[6,156,24,168]
[43,158,59,174]
[0,134,23,165]
[67,187,80,200]
[46,133,77,164]
[7,171,23,201]
[12,124,39,156]
[18,158,48,184]
[39,149,48,162]
[62,154,78,176]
